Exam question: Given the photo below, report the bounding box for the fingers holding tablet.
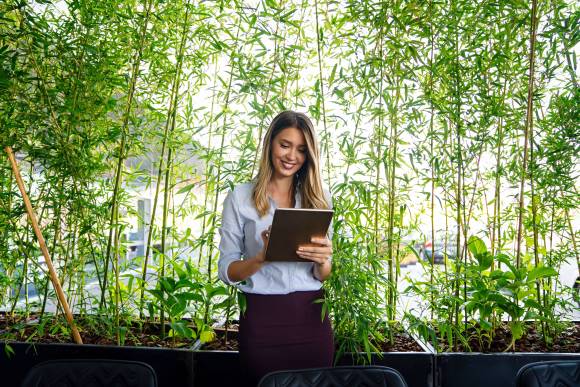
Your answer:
[259,227,272,262]
[310,237,331,246]
[296,236,333,264]
[261,226,272,241]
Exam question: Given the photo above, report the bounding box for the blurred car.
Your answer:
[419,230,458,264]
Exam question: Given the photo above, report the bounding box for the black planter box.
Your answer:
[336,351,434,387]
[194,325,434,387]
[193,349,435,387]
[194,349,240,387]
[436,352,580,387]
[0,342,194,387]
[194,329,434,387]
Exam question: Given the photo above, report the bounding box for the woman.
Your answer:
[218,110,334,386]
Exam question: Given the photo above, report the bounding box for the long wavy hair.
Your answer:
[252,111,329,217]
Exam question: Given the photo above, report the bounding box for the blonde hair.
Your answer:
[252,111,329,217]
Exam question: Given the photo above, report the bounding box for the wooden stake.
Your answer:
[5,146,83,344]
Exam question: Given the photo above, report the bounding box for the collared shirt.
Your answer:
[217,182,332,295]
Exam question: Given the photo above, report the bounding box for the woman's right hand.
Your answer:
[257,227,271,263]
[227,226,271,282]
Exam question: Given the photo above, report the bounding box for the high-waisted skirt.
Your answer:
[238,289,334,387]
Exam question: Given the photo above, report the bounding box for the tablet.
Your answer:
[264,208,334,262]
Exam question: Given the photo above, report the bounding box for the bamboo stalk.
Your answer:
[197,56,219,268]
[386,73,402,325]
[157,0,194,334]
[344,100,364,179]
[428,0,436,321]
[550,6,578,88]
[249,21,281,179]
[200,14,243,271]
[40,188,63,321]
[0,169,14,303]
[160,105,177,338]
[100,0,154,308]
[451,0,462,351]
[373,28,384,295]
[528,110,545,341]
[205,16,244,285]
[292,0,308,107]
[5,146,82,345]
[314,0,331,186]
[139,0,192,319]
[515,0,538,268]
[464,145,485,230]
[564,207,580,279]
[283,1,307,105]
[9,161,34,316]
[491,78,507,259]
[6,226,36,315]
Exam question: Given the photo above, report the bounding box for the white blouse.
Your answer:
[217,182,332,295]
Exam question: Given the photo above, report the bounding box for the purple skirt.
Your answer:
[238,289,334,386]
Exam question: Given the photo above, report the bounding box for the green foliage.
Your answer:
[408,237,571,352]
[0,0,577,356]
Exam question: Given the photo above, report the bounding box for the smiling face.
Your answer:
[270,127,307,179]
[252,111,327,217]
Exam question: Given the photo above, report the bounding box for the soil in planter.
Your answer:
[201,325,239,351]
[202,325,422,352]
[374,330,423,352]
[0,313,199,348]
[436,321,579,353]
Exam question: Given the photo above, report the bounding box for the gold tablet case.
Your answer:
[264,208,333,262]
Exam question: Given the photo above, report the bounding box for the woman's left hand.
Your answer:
[297,237,332,265]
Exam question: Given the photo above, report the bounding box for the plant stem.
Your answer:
[249,21,281,179]
[205,15,243,290]
[100,0,154,309]
[197,56,219,268]
[314,0,331,186]
[139,0,192,319]
[428,0,436,321]
[451,0,462,351]
[515,0,538,269]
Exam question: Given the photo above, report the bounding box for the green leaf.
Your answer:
[478,319,492,331]
[177,292,204,303]
[160,278,176,293]
[329,64,338,85]
[173,263,188,280]
[118,326,127,346]
[199,329,215,343]
[477,252,493,270]
[509,321,524,341]
[524,299,543,310]
[265,0,278,10]
[3,344,14,359]
[467,235,487,258]
[238,291,247,316]
[527,266,558,282]
[170,321,193,339]
[208,285,229,299]
[177,183,196,194]
[146,289,165,302]
[147,302,155,319]
[497,254,520,278]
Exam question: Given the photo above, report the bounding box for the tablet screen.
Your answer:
[264,208,333,262]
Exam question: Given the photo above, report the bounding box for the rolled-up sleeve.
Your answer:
[218,190,244,285]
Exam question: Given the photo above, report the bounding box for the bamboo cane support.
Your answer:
[5,146,83,344]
